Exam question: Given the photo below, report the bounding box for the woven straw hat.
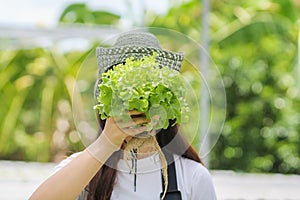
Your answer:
[94,31,184,98]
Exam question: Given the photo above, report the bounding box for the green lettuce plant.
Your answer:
[94,53,189,130]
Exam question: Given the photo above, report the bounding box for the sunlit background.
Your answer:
[1,0,300,177]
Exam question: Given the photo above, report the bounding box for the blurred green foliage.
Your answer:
[0,0,299,174]
[0,48,89,161]
[209,0,300,174]
[59,3,120,25]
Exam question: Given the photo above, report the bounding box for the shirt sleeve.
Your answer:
[190,164,217,200]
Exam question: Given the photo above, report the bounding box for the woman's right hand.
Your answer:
[86,110,151,162]
[102,110,150,150]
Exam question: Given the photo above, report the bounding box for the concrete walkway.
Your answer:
[0,160,299,200]
[211,170,300,200]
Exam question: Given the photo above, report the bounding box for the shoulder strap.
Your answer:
[160,149,182,200]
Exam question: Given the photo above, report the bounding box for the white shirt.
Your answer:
[54,152,217,200]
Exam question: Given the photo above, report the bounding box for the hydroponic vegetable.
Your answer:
[94,53,189,130]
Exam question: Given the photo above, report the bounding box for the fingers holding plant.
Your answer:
[113,110,159,138]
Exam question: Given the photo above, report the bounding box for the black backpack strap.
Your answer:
[160,149,182,200]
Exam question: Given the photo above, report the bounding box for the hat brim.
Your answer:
[96,46,184,75]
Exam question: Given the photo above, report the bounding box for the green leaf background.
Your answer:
[1,0,300,174]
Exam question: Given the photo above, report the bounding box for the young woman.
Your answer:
[30,31,217,200]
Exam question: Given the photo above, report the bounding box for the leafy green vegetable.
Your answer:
[94,53,189,130]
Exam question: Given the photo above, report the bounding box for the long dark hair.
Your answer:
[87,118,202,200]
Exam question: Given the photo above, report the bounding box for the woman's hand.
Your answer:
[104,110,151,149]
[86,110,151,162]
